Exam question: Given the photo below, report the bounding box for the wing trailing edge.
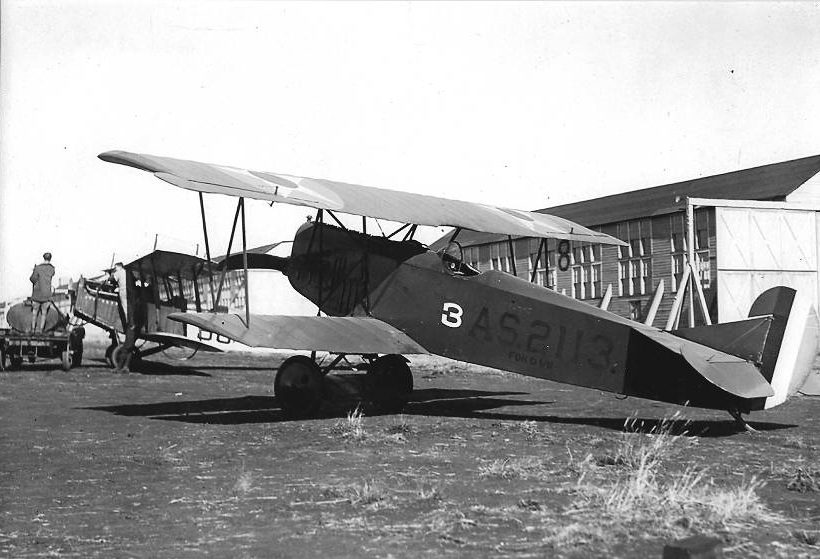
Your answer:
[168,312,429,355]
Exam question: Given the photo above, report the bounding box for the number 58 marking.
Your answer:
[441,302,463,328]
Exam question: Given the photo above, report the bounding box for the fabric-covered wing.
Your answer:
[99,150,624,245]
[140,331,222,353]
[168,313,429,355]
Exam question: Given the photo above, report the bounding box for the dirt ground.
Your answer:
[1,342,819,558]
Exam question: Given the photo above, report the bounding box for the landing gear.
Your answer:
[367,354,413,414]
[61,348,72,372]
[729,409,757,434]
[275,355,324,418]
[273,353,414,418]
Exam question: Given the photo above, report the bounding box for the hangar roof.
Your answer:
[439,154,820,249]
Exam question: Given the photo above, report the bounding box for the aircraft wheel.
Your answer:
[274,356,324,418]
[61,348,72,371]
[111,345,131,373]
[367,354,413,414]
[105,343,117,368]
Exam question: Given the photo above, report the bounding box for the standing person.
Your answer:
[114,270,147,373]
[29,252,55,333]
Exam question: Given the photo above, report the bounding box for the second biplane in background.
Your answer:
[74,249,222,370]
[99,150,818,428]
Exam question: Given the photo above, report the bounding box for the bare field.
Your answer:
[1,343,819,558]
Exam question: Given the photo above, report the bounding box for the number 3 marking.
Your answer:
[441,302,463,328]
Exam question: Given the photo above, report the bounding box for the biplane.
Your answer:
[99,151,819,427]
[74,249,222,370]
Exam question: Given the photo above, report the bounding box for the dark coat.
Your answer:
[30,263,55,302]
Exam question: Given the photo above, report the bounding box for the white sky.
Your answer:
[1,1,819,299]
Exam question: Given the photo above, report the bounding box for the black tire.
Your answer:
[61,349,71,372]
[366,354,413,414]
[111,345,130,373]
[274,356,324,418]
[8,355,23,371]
[105,343,117,368]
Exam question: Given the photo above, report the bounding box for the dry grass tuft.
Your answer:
[597,410,692,470]
[233,466,254,496]
[324,479,386,506]
[478,457,545,479]
[792,530,819,546]
[329,406,367,442]
[519,420,540,441]
[417,484,442,502]
[786,467,819,493]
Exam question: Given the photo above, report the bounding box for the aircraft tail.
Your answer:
[674,286,819,409]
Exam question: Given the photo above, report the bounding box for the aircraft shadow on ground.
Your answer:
[80,386,795,436]
[82,357,213,377]
[81,388,540,425]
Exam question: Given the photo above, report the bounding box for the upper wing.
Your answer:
[168,312,429,355]
[99,150,624,246]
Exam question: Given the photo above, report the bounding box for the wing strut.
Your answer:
[198,193,217,306]
[213,199,243,309]
[507,235,518,276]
[240,197,250,327]
[530,238,546,283]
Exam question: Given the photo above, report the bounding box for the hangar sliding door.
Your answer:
[714,206,818,322]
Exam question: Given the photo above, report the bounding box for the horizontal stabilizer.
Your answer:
[672,316,773,364]
[637,328,774,399]
[168,312,429,355]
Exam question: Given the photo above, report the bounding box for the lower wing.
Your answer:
[168,313,429,355]
[140,331,223,353]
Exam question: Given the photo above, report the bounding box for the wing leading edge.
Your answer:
[99,150,625,245]
[168,312,429,355]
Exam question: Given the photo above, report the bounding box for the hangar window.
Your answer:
[571,243,602,300]
[463,246,481,271]
[490,243,514,274]
[617,219,652,296]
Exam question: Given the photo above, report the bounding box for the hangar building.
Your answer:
[433,155,820,332]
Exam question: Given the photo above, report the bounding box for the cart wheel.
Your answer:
[9,355,23,371]
[105,343,117,368]
[61,349,72,371]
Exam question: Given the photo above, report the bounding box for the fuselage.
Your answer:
[285,222,755,411]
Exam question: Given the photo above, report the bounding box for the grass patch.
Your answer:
[786,466,819,493]
[324,479,386,506]
[329,406,367,442]
[478,457,545,479]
